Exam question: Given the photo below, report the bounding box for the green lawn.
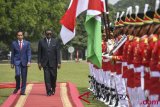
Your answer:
[0,62,106,107]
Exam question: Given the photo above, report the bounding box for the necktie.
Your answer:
[20,41,22,50]
[47,39,50,47]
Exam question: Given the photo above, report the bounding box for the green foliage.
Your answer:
[0,0,116,53]
[0,0,69,44]
[114,0,156,13]
[2,0,145,54]
[30,42,38,53]
[108,4,116,23]
[0,41,9,52]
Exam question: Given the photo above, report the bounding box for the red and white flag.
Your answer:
[60,0,105,44]
[60,0,89,44]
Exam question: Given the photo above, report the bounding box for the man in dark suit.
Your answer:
[38,29,61,96]
[11,31,31,95]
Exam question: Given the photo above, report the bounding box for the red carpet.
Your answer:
[24,83,63,107]
[1,82,84,107]
[0,82,16,88]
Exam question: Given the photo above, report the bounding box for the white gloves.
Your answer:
[102,54,113,59]
[102,52,105,56]
[144,67,150,72]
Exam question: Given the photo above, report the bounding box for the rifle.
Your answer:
[109,34,127,55]
[102,0,111,41]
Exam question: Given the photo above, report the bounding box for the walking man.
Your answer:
[11,31,31,95]
[38,29,61,96]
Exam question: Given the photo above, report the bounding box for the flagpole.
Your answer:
[102,12,108,41]
[102,0,111,41]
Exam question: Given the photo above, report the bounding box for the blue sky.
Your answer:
[108,0,120,4]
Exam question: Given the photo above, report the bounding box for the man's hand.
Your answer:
[57,64,61,69]
[145,67,150,72]
[11,64,14,69]
[27,62,31,67]
[38,63,42,70]
[102,54,112,59]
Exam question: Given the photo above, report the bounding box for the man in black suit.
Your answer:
[38,29,61,96]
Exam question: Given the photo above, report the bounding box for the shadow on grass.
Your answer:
[0,88,13,105]
[78,87,107,107]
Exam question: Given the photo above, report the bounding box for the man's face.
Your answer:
[134,26,141,36]
[148,24,154,35]
[128,26,134,35]
[155,25,160,35]
[17,32,23,41]
[102,34,106,40]
[45,30,52,38]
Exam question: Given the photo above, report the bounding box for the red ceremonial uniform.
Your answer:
[157,39,160,70]
[142,36,151,90]
[122,37,130,78]
[112,36,124,75]
[149,34,159,71]
[126,37,139,88]
[149,34,160,95]
[133,36,148,87]
[102,40,108,71]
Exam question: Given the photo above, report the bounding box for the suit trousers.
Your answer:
[43,64,57,93]
[15,63,28,93]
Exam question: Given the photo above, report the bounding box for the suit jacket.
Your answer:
[11,40,31,66]
[38,37,61,68]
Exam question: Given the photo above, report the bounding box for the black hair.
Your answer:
[157,8,160,14]
[16,30,23,35]
[117,18,120,21]
[121,16,125,21]
[131,14,136,19]
[137,13,144,19]
[45,29,53,34]
[110,27,114,32]
[146,11,154,19]
[126,14,130,19]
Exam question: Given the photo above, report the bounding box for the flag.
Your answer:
[60,0,104,68]
[60,0,89,44]
[85,0,104,68]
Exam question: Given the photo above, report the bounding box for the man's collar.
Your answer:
[46,37,51,41]
[18,40,23,43]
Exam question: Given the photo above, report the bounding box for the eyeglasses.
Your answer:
[46,33,52,35]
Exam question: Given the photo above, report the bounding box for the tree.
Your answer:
[0,0,116,60]
[0,0,69,45]
[114,0,156,13]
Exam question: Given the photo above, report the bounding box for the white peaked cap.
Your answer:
[144,4,149,14]
[135,5,139,16]
[155,0,160,11]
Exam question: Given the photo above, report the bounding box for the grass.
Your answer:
[0,61,106,107]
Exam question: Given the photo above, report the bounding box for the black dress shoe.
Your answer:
[47,93,51,96]
[51,88,55,95]
[13,89,19,94]
[20,93,26,95]
[47,91,52,96]
[51,91,55,95]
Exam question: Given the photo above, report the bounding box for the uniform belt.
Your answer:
[103,59,109,62]
[135,66,144,72]
[144,67,150,72]
[128,64,134,69]
[116,61,121,63]
[150,71,160,77]
[122,62,127,66]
